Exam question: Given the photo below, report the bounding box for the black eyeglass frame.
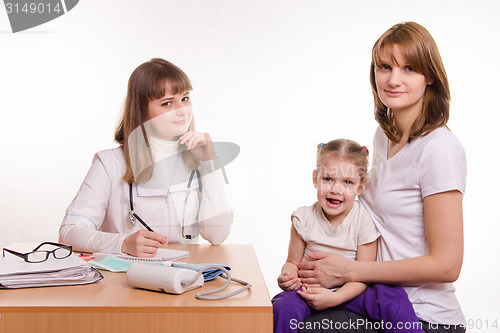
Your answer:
[2,242,73,263]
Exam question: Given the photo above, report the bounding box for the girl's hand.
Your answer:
[297,286,341,311]
[180,131,213,161]
[297,251,350,288]
[278,272,302,291]
[121,229,168,257]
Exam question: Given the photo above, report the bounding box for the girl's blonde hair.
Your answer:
[370,21,450,144]
[115,58,199,184]
[316,139,369,181]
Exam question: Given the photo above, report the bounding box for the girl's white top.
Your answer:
[360,126,466,325]
[59,137,232,254]
[292,201,380,262]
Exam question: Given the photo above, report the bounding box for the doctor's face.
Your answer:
[147,90,193,141]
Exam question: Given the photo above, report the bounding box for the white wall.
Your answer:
[1,0,499,329]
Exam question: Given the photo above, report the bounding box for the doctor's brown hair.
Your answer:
[370,21,450,144]
[115,58,198,183]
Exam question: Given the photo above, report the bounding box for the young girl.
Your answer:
[299,22,466,333]
[272,139,423,333]
[59,58,232,257]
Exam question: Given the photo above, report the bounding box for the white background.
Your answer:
[1,0,499,329]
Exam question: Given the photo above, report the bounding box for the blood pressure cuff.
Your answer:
[169,262,231,282]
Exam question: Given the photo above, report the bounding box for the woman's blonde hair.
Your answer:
[370,21,450,143]
[316,139,369,181]
[115,58,199,184]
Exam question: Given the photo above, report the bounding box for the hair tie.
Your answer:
[362,146,368,151]
[318,143,325,148]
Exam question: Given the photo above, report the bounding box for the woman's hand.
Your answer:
[297,286,342,311]
[180,131,213,161]
[121,230,168,257]
[298,251,351,289]
[278,272,302,291]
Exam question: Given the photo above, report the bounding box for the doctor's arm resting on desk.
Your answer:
[58,146,232,256]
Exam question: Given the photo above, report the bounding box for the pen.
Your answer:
[130,211,154,232]
[130,211,168,248]
[129,185,167,247]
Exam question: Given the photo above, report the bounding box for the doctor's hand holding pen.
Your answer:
[120,131,213,258]
[121,230,168,258]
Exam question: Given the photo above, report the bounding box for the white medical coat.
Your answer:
[59,147,232,254]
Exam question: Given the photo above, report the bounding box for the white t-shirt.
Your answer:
[292,201,380,262]
[360,126,466,325]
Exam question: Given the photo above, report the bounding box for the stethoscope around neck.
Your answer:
[128,169,202,240]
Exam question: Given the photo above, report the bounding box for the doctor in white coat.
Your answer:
[59,58,232,257]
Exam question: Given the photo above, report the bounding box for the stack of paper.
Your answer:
[0,253,103,289]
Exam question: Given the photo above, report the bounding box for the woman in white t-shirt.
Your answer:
[298,22,466,332]
[59,58,232,257]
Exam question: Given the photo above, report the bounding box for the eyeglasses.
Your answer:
[2,242,73,263]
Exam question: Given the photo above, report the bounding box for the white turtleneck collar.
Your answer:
[149,136,181,162]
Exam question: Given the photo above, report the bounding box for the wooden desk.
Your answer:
[0,244,273,333]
